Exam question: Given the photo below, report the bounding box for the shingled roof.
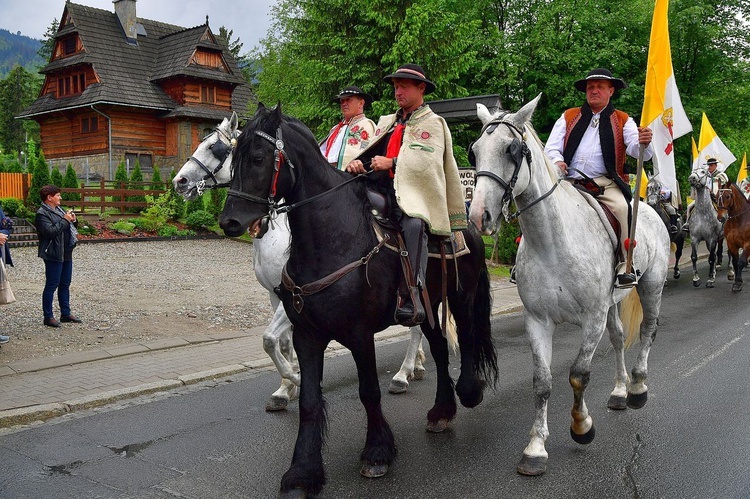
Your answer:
[19,2,251,119]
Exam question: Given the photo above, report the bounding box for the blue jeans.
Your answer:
[43,259,73,320]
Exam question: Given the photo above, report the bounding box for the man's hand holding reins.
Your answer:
[346,155,395,174]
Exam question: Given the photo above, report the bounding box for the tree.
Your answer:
[50,167,63,188]
[150,165,163,191]
[62,164,80,201]
[37,19,59,64]
[218,26,244,62]
[128,161,145,211]
[27,152,50,208]
[0,66,41,156]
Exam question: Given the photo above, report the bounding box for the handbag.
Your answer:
[0,245,15,305]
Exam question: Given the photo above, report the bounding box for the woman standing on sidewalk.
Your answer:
[0,205,12,344]
[35,185,82,328]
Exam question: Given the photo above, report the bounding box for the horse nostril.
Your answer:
[176,177,187,185]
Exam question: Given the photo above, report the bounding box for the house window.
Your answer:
[201,85,216,104]
[63,37,77,55]
[81,116,99,133]
[124,153,153,172]
[57,72,86,97]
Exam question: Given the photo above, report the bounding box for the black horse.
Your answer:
[220,104,497,497]
[645,178,687,279]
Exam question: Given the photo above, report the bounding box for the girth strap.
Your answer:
[281,235,389,314]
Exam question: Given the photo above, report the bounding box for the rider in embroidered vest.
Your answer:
[544,68,654,288]
[319,86,376,170]
[347,64,468,326]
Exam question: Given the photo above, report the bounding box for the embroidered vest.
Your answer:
[563,107,629,184]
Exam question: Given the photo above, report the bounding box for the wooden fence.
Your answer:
[0,173,32,200]
[60,179,171,214]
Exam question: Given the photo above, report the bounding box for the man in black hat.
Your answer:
[346,64,467,326]
[544,68,654,288]
[319,86,376,170]
[683,157,728,230]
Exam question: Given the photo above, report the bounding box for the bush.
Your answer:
[50,168,63,188]
[185,210,216,230]
[77,221,99,235]
[128,161,145,211]
[130,216,163,232]
[109,220,136,235]
[0,198,23,216]
[62,164,81,201]
[207,188,226,218]
[150,165,163,191]
[185,195,204,215]
[485,220,521,264]
[141,191,182,223]
[27,151,50,208]
[157,225,196,237]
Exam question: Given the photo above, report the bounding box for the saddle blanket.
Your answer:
[372,222,470,260]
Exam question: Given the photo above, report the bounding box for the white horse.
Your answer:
[686,167,727,287]
[173,113,426,409]
[468,95,670,476]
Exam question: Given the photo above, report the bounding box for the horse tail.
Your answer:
[444,303,458,353]
[473,263,499,386]
[670,241,676,254]
[620,288,643,349]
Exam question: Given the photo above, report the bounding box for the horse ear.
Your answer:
[230,111,239,132]
[477,103,494,125]
[514,93,542,125]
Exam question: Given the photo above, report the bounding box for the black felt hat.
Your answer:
[574,68,627,92]
[333,86,373,107]
[383,64,436,95]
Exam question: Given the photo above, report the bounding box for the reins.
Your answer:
[188,126,238,194]
[718,188,750,219]
[473,115,560,221]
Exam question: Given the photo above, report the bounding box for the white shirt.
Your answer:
[320,124,347,163]
[544,110,653,179]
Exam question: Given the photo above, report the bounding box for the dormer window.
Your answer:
[63,37,77,55]
[57,72,86,97]
[55,34,82,59]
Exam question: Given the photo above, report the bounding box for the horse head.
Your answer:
[645,175,661,208]
[220,104,316,237]
[468,94,542,234]
[173,111,240,200]
[688,167,710,190]
[716,187,733,222]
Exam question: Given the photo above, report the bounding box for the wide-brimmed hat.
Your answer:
[383,64,435,95]
[574,68,627,92]
[706,157,718,165]
[333,86,373,107]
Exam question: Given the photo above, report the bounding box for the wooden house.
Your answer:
[18,0,252,179]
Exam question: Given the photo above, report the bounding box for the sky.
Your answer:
[0,0,276,53]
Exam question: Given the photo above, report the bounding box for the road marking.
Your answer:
[680,334,745,378]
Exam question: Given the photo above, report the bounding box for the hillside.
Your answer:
[0,29,45,77]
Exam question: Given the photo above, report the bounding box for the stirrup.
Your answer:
[670,225,679,234]
[681,223,689,233]
[395,287,425,327]
[509,265,517,284]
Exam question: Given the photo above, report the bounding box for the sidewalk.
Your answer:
[0,246,702,429]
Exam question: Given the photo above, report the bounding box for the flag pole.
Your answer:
[626,144,645,276]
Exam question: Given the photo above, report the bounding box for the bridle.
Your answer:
[717,187,750,219]
[227,123,369,217]
[471,114,560,221]
[187,127,238,194]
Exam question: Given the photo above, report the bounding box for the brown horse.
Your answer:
[717,183,750,292]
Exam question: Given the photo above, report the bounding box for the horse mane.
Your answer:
[525,124,561,184]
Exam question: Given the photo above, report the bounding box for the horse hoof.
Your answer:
[517,455,547,476]
[732,283,743,293]
[728,274,735,281]
[693,279,701,287]
[360,462,388,478]
[279,488,307,499]
[289,385,300,401]
[706,280,715,288]
[388,379,408,394]
[265,396,289,412]
[716,264,722,271]
[627,391,648,409]
[607,395,627,410]
[426,419,450,433]
[674,271,680,279]
[570,425,596,445]
[412,367,426,381]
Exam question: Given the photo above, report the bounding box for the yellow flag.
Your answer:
[697,113,736,171]
[640,0,691,196]
[691,136,699,162]
[738,153,747,183]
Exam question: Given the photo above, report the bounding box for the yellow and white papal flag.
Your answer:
[641,0,692,196]
[738,153,747,183]
[696,113,736,172]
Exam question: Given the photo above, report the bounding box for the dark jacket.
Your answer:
[35,205,75,262]
[0,207,12,267]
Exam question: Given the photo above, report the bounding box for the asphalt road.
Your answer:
[1,260,749,499]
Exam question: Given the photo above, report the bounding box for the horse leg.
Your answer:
[605,306,629,410]
[568,317,606,445]
[706,241,717,288]
[728,247,736,281]
[673,236,684,280]
[264,304,301,412]
[422,320,457,433]
[732,250,745,293]
[691,243,701,287]
[716,238,723,271]
[627,282,662,409]
[348,336,397,478]
[517,315,554,476]
[388,326,425,394]
[280,333,327,498]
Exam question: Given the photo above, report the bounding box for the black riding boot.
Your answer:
[395,217,427,327]
[669,214,679,234]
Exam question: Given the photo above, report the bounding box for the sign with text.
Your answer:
[459,168,475,202]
